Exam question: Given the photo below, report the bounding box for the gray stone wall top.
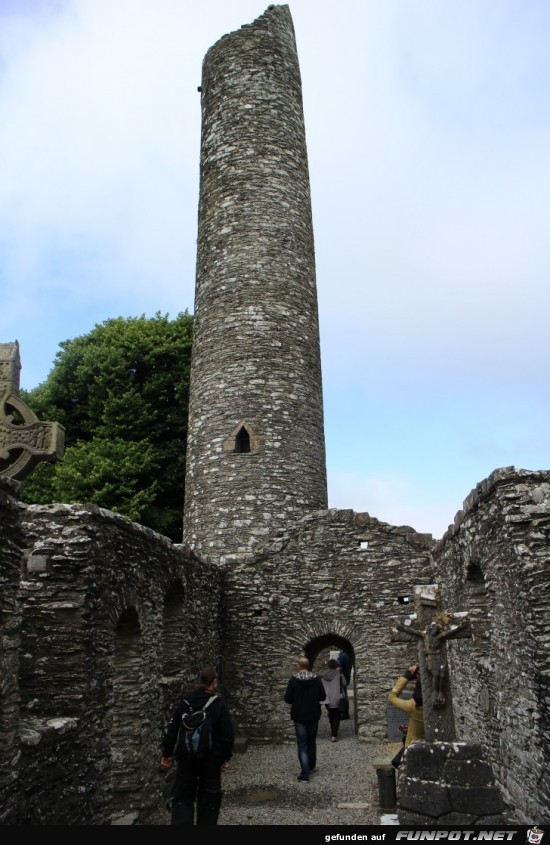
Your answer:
[437,465,550,548]
[433,466,550,823]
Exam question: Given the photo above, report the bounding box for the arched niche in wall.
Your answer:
[465,561,490,657]
[110,606,146,822]
[162,580,186,678]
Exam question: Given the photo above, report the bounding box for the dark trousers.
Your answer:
[293,719,319,779]
[326,705,341,738]
[170,758,222,825]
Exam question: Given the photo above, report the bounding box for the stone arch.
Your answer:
[223,420,263,454]
[303,632,357,733]
[110,605,148,822]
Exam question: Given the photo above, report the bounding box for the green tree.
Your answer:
[21,312,193,542]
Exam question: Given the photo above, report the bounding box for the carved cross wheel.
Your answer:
[0,342,64,481]
[0,388,64,480]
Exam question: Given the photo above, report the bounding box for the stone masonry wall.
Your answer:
[2,474,549,824]
[183,4,328,564]
[2,501,222,825]
[0,477,23,824]
[218,508,435,743]
[433,467,550,824]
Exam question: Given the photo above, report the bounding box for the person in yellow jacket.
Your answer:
[388,663,424,767]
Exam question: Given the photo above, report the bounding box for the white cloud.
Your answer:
[0,0,548,530]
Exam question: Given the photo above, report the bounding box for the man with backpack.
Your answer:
[160,666,234,825]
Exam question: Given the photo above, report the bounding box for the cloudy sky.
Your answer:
[1,0,548,539]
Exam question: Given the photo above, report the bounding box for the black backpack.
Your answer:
[177,694,218,759]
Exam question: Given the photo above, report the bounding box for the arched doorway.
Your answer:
[304,633,356,735]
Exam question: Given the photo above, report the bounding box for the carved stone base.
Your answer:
[397,741,513,824]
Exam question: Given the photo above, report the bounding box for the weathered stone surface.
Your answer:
[397,740,507,825]
[400,741,448,781]
[9,501,222,824]
[397,776,451,816]
[219,507,434,742]
[0,341,65,480]
[183,4,327,564]
[6,466,546,824]
[390,584,472,741]
[445,758,495,786]
[437,811,478,824]
[435,466,550,823]
[448,785,505,815]
[0,476,23,824]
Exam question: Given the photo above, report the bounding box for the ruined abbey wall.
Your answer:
[434,467,550,824]
[219,508,434,743]
[0,485,222,825]
[1,469,549,823]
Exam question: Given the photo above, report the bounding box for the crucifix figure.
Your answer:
[390,584,472,742]
[407,613,470,709]
[0,342,65,481]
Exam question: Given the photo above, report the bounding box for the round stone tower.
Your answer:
[183,4,327,563]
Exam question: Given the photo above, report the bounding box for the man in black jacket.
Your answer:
[284,657,326,782]
[160,667,234,825]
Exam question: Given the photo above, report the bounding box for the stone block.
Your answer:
[445,758,495,786]
[438,811,478,824]
[398,776,451,816]
[444,742,484,762]
[401,741,447,780]
[448,785,505,815]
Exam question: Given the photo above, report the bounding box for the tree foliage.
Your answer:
[21,312,193,542]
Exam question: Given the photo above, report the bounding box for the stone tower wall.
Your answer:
[183,4,327,563]
[433,467,550,824]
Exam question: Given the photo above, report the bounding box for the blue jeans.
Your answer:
[293,720,319,779]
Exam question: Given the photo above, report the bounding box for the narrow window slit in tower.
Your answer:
[235,426,251,453]
[466,562,484,583]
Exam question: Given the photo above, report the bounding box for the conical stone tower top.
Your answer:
[183,5,328,564]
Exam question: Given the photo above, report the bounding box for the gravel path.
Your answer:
[143,712,400,826]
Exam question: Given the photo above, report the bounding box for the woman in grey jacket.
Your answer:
[319,658,347,741]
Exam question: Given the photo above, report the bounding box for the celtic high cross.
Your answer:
[0,341,65,481]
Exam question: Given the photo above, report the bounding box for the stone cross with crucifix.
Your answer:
[0,341,65,481]
[390,583,472,742]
